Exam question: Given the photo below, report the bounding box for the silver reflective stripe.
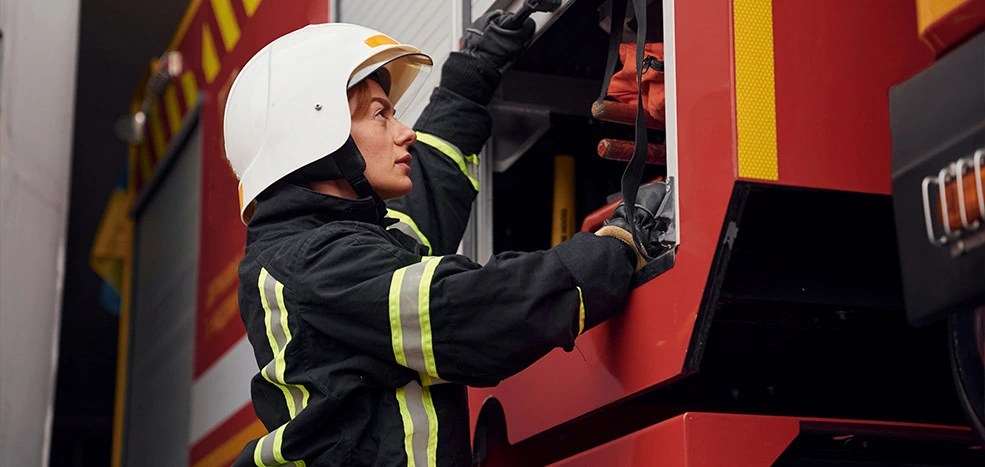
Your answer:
[389,258,442,380]
[259,432,278,466]
[387,209,432,255]
[393,222,424,244]
[399,262,427,373]
[404,382,431,467]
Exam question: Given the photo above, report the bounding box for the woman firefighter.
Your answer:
[222,11,671,466]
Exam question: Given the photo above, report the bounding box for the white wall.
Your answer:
[0,0,80,465]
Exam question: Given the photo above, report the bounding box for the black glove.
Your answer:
[460,10,537,72]
[596,181,673,269]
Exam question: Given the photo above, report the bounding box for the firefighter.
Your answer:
[223,12,671,467]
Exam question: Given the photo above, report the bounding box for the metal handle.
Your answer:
[920,148,985,248]
[502,0,561,29]
[922,175,945,246]
[975,149,985,221]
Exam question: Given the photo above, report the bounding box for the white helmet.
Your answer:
[223,23,433,223]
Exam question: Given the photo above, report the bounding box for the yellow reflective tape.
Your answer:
[733,0,779,181]
[211,0,241,52]
[181,71,199,108]
[576,286,586,335]
[258,269,298,418]
[395,387,417,467]
[202,24,221,84]
[389,268,408,366]
[418,258,441,379]
[276,282,310,411]
[365,34,398,48]
[387,209,432,254]
[243,0,262,16]
[258,269,279,355]
[422,386,438,467]
[272,425,287,464]
[253,436,263,467]
[149,103,167,158]
[415,132,480,191]
[163,85,182,134]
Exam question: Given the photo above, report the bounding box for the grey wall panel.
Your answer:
[124,127,201,466]
[339,0,455,126]
[472,0,496,20]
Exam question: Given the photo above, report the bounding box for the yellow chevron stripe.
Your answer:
[202,24,221,84]
[163,85,182,134]
[148,104,167,160]
[243,0,262,17]
[211,0,241,52]
[181,71,199,108]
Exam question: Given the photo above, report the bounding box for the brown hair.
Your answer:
[347,79,373,117]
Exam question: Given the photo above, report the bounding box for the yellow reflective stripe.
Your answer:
[259,269,278,358]
[276,281,309,410]
[415,132,480,191]
[422,385,438,467]
[253,422,307,467]
[395,387,417,467]
[396,381,438,467]
[576,286,586,335]
[258,268,309,419]
[733,0,779,180]
[389,267,409,366]
[388,258,443,378]
[387,209,432,255]
[418,258,441,379]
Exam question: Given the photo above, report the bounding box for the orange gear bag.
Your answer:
[606,43,666,123]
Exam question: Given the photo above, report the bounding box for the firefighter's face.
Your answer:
[348,79,416,200]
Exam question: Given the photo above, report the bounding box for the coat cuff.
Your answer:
[439,52,501,107]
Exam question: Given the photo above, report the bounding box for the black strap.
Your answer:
[597,0,650,257]
[334,141,388,223]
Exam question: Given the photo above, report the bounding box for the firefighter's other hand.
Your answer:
[595,181,673,269]
[460,10,536,71]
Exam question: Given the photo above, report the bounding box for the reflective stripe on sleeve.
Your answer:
[396,381,439,467]
[388,257,443,380]
[387,209,432,255]
[253,422,305,467]
[258,268,310,419]
[415,132,480,191]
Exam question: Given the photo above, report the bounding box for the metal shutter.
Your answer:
[124,126,201,465]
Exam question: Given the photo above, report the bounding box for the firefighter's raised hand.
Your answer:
[460,10,536,72]
[595,182,673,270]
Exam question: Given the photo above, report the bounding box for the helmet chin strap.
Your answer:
[291,136,388,223]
